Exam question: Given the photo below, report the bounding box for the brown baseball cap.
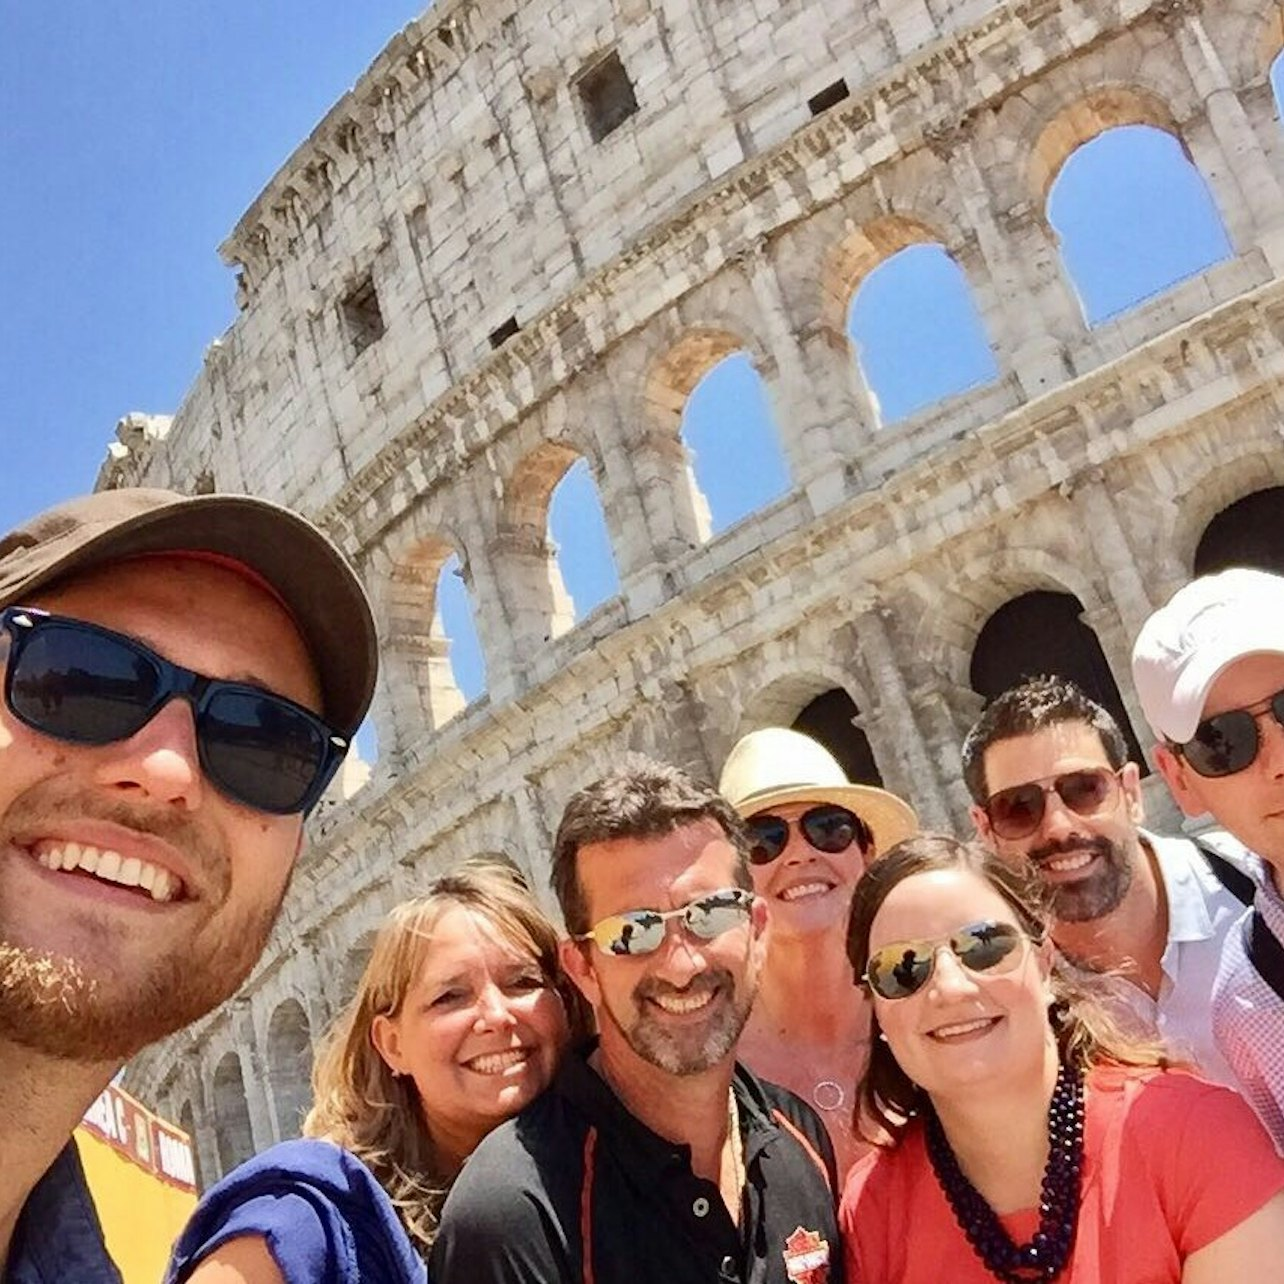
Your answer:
[0,488,378,734]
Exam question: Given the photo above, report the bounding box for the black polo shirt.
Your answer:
[431,1048,844,1284]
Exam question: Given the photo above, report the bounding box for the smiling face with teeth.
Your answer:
[562,818,765,1081]
[867,867,1056,1103]
[370,903,568,1166]
[748,800,865,940]
[971,721,1147,926]
[0,557,320,1063]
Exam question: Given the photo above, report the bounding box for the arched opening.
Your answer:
[1272,50,1284,119]
[547,456,620,622]
[847,243,998,424]
[970,590,1146,769]
[1047,124,1232,325]
[668,346,790,536]
[436,553,485,702]
[791,688,884,786]
[211,1052,254,1177]
[1193,487,1284,575]
[178,1100,203,1192]
[267,999,314,1142]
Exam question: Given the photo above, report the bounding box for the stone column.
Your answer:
[948,140,1077,398]
[512,781,559,919]
[854,607,953,829]
[231,1003,278,1152]
[740,245,858,511]
[1072,475,1156,643]
[1172,13,1284,266]
[188,1072,220,1195]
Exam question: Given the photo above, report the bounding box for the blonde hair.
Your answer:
[846,834,1171,1146]
[303,861,590,1252]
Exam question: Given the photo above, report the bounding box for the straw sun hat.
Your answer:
[719,727,918,857]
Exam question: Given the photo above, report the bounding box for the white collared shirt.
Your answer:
[1103,828,1260,1090]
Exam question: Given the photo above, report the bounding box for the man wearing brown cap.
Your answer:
[0,488,377,1283]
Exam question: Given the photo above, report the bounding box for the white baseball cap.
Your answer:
[1131,567,1284,743]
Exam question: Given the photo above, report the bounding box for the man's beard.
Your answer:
[0,905,280,1063]
[0,783,289,1063]
[1029,835,1135,923]
[601,965,756,1075]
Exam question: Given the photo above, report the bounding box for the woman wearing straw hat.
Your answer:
[720,726,918,1178]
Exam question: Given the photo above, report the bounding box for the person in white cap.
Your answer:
[1133,566,1284,1147]
[719,727,917,1176]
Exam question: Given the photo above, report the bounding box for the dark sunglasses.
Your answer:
[1,607,348,815]
[745,803,872,866]
[984,767,1120,841]
[1174,689,1284,779]
[863,919,1030,1000]
[576,888,753,957]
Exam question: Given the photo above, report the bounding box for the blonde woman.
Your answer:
[167,863,588,1284]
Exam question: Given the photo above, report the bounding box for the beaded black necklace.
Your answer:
[924,1060,1085,1283]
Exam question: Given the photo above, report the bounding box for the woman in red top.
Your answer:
[840,834,1284,1283]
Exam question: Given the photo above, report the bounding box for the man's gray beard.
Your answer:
[1043,839,1135,923]
[608,966,757,1076]
[0,901,280,1063]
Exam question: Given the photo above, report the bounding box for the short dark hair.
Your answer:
[960,675,1129,804]
[550,755,752,935]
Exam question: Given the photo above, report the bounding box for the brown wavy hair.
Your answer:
[846,834,1169,1146]
[303,860,591,1252]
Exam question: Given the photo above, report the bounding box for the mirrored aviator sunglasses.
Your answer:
[1,607,348,815]
[864,920,1029,1000]
[746,803,870,865]
[1177,689,1284,778]
[984,767,1119,841]
[577,888,754,957]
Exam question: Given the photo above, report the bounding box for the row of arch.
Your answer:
[192,486,1282,1183]
[366,102,1255,759]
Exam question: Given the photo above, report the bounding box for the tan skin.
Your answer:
[971,724,1168,998]
[560,820,767,1223]
[869,868,1284,1282]
[1156,653,1284,888]
[0,560,315,1276]
[735,800,873,1178]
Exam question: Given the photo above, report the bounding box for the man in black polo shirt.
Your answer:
[432,758,843,1284]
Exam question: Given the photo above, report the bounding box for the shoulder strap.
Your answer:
[1192,836,1256,906]
[1245,912,1284,1004]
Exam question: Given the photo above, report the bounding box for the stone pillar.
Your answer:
[740,246,856,511]
[874,0,937,58]
[513,782,559,919]
[949,141,1076,397]
[1072,475,1157,643]
[1172,14,1284,266]
[231,1004,278,1152]
[188,1072,220,1195]
[854,607,953,829]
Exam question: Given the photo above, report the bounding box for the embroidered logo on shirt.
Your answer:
[782,1226,830,1284]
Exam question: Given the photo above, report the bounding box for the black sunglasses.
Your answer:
[1,607,348,815]
[863,920,1030,1000]
[1174,689,1284,779]
[984,768,1120,841]
[745,803,873,866]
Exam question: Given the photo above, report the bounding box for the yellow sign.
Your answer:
[75,1083,198,1284]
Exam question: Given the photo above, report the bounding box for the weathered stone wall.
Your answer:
[108,0,1284,1181]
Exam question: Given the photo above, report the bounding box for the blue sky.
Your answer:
[1,7,1251,727]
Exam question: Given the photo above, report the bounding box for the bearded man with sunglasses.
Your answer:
[432,757,844,1284]
[1134,567,1284,1149]
[962,676,1254,1089]
[718,727,916,1177]
[0,489,376,1283]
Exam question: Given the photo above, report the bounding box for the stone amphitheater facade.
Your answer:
[106,0,1284,1184]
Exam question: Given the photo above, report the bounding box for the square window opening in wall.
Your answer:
[808,78,850,116]
[489,316,520,349]
[577,51,639,143]
[340,275,385,357]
